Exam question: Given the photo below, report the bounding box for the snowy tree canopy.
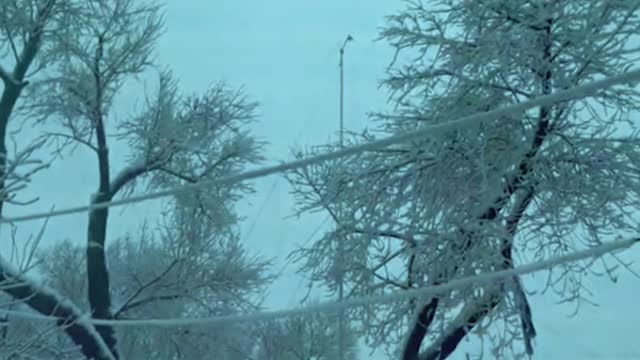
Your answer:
[0,0,270,359]
[289,1,640,359]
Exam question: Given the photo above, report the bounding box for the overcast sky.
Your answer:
[6,1,640,359]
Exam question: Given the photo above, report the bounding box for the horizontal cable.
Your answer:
[2,68,640,224]
[0,71,634,360]
[1,236,637,327]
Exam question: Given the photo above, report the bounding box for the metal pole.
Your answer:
[338,34,352,360]
[339,35,353,147]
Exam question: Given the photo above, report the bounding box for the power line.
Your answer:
[244,178,279,240]
[1,236,636,327]
[2,68,640,224]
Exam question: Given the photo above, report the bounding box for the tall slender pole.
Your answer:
[338,34,352,360]
[339,35,353,147]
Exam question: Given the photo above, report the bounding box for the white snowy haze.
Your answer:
[1,1,640,360]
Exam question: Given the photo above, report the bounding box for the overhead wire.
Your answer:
[2,68,640,224]
[0,236,636,328]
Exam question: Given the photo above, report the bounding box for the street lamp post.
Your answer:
[337,33,353,360]
[339,35,353,148]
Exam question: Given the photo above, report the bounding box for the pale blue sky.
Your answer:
[5,1,640,359]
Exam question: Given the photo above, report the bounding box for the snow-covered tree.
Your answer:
[31,214,271,360]
[0,1,268,359]
[288,1,640,359]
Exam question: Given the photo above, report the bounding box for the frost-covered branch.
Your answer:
[0,259,114,360]
[109,161,158,197]
[289,1,640,359]
[112,259,179,318]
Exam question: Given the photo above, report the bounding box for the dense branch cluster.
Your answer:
[289,1,640,358]
[0,0,273,359]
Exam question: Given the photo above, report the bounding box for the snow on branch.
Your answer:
[0,257,115,360]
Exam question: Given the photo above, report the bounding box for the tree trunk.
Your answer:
[86,193,118,358]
